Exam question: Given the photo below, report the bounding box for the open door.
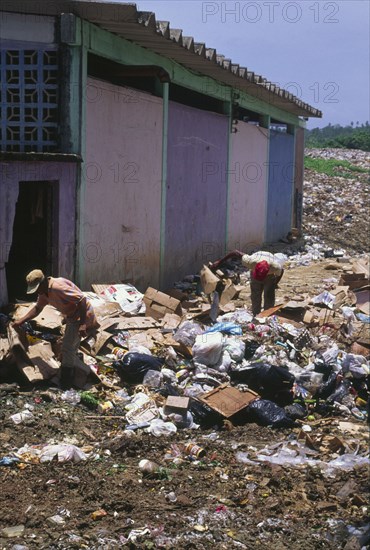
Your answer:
[5,181,58,302]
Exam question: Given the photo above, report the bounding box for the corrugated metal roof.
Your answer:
[1,0,322,118]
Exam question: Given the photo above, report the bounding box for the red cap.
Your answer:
[252,260,270,281]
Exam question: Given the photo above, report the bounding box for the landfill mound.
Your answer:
[1,149,369,549]
[304,148,369,254]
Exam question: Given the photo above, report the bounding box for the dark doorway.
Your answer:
[6,181,57,302]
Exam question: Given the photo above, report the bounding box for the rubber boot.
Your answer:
[60,367,75,390]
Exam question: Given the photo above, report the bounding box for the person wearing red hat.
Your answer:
[242,252,285,316]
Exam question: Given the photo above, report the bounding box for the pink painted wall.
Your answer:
[0,161,77,305]
[85,78,163,290]
[228,122,268,252]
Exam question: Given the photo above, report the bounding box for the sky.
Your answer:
[132,0,369,128]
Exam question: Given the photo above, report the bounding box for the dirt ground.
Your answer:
[0,391,368,550]
[0,156,369,549]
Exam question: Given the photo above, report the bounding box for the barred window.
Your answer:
[0,48,59,152]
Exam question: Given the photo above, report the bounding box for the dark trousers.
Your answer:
[250,273,281,316]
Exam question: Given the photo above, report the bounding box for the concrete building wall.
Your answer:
[293,127,305,230]
[266,130,295,242]
[164,102,229,287]
[228,122,269,252]
[84,77,163,290]
[0,12,56,43]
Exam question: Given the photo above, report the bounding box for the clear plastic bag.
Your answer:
[173,321,204,347]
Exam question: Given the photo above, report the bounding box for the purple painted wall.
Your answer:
[228,122,269,252]
[164,102,229,287]
[85,78,163,291]
[0,161,77,304]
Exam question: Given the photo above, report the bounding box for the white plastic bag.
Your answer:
[39,444,87,463]
[148,419,177,437]
[225,338,245,361]
[192,332,224,366]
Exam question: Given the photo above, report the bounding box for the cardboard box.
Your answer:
[143,287,182,319]
[164,396,190,415]
[200,265,220,295]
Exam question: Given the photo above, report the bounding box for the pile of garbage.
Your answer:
[303,148,369,254]
[1,255,369,442]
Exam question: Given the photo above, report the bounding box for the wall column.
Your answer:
[159,82,169,289]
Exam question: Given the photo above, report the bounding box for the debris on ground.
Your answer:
[0,149,369,549]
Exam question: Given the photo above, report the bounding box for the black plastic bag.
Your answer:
[189,398,222,428]
[327,379,351,404]
[285,402,307,420]
[113,353,164,385]
[315,371,338,399]
[244,341,260,360]
[247,399,296,428]
[230,362,295,404]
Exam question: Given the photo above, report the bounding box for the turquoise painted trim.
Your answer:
[68,45,81,153]
[82,20,305,128]
[159,82,169,289]
[76,34,88,288]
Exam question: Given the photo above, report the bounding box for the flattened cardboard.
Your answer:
[94,301,123,322]
[0,337,10,361]
[8,325,59,383]
[13,303,63,331]
[114,317,158,330]
[26,341,60,380]
[256,304,284,318]
[143,287,182,319]
[339,272,369,290]
[199,383,259,418]
[351,260,369,277]
[160,313,182,330]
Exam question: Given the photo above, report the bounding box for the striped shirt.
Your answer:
[36,277,99,330]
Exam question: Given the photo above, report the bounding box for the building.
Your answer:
[0,0,321,304]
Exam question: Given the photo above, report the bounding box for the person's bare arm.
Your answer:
[209,250,244,270]
[75,297,88,337]
[12,304,42,328]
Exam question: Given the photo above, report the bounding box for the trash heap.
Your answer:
[1,255,369,439]
[1,252,369,548]
[304,147,369,254]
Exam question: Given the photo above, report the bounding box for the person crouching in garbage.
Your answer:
[210,250,285,316]
[12,269,99,389]
[241,252,285,316]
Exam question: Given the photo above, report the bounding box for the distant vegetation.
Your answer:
[305,122,370,151]
[304,157,368,179]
